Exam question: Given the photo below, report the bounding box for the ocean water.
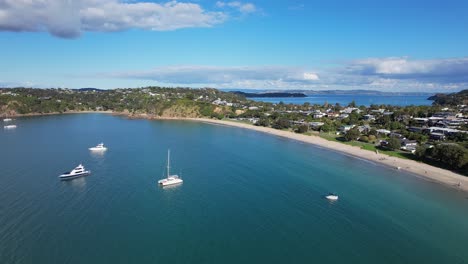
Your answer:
[1,114,467,264]
[251,94,432,106]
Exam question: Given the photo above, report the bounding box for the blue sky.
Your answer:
[0,0,468,92]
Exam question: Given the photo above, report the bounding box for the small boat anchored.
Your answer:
[59,164,91,179]
[89,143,107,151]
[3,118,13,122]
[325,193,339,201]
[4,125,17,129]
[158,150,183,186]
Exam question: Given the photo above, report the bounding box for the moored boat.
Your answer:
[59,164,91,180]
[325,193,339,200]
[89,143,107,151]
[4,125,17,129]
[158,150,183,186]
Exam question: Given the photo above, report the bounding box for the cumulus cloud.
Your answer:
[99,57,468,92]
[215,1,256,14]
[345,57,468,82]
[0,0,228,38]
[107,65,319,86]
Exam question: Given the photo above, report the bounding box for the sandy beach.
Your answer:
[178,118,468,193]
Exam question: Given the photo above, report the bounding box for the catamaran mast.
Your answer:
[167,149,170,178]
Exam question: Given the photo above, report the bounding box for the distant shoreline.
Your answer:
[6,111,468,193]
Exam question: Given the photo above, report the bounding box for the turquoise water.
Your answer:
[1,114,467,264]
[251,94,432,106]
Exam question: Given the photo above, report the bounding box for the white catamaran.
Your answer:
[158,150,183,186]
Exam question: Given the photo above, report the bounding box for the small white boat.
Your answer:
[89,143,107,151]
[4,125,16,129]
[59,164,91,179]
[325,193,339,201]
[158,150,183,186]
[3,118,12,122]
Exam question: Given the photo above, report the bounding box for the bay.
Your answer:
[0,114,467,264]
[251,94,432,106]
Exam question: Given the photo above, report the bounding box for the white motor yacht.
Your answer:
[4,125,17,129]
[158,150,183,186]
[325,193,339,201]
[3,118,12,122]
[89,143,107,151]
[59,164,91,179]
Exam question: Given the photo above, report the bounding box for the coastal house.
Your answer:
[400,139,418,152]
[371,109,386,114]
[430,133,446,141]
[389,132,405,139]
[338,114,349,119]
[376,129,391,135]
[309,122,325,129]
[357,125,371,133]
[433,112,456,119]
[407,127,423,133]
[412,117,429,125]
[339,125,355,133]
[313,112,326,119]
[341,107,361,114]
[363,114,375,121]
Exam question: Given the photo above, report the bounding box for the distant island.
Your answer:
[226,89,433,96]
[232,91,307,98]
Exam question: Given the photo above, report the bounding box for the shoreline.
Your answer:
[7,111,468,192]
[2,110,114,118]
[185,118,468,193]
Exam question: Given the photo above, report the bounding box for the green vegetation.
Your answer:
[430,89,468,106]
[0,87,245,118]
[1,87,467,175]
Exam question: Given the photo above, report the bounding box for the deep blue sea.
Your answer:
[1,114,467,264]
[251,94,432,106]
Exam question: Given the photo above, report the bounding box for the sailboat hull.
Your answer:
[158,176,183,186]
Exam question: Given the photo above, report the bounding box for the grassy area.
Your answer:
[317,132,413,160]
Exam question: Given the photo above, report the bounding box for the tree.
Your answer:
[348,112,360,124]
[415,145,428,158]
[360,135,369,142]
[255,117,270,127]
[387,137,401,150]
[433,144,468,169]
[320,123,334,133]
[344,128,360,141]
[296,125,309,133]
[273,118,290,129]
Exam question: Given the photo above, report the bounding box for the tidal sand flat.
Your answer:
[1,114,467,264]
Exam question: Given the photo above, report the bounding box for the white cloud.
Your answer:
[0,0,228,38]
[303,72,319,80]
[216,1,256,14]
[345,57,468,82]
[92,57,468,92]
[107,65,320,86]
